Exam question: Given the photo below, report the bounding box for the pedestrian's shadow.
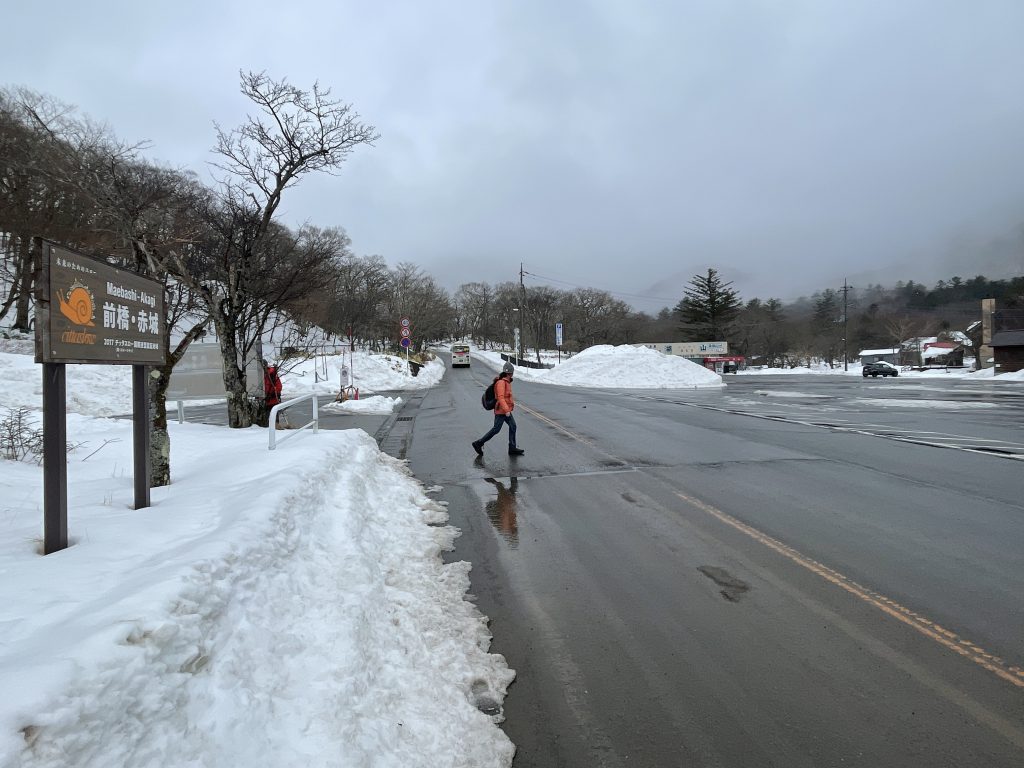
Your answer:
[484,476,519,547]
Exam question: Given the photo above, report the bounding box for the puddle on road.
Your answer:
[482,477,520,547]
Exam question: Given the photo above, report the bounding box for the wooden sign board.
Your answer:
[34,240,166,365]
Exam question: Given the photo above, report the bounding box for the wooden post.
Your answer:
[42,363,68,553]
[133,365,151,509]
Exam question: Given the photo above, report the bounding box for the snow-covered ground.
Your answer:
[469,345,724,389]
[281,350,445,397]
[0,344,516,768]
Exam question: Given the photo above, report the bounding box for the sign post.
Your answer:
[34,239,166,553]
[400,317,412,371]
[555,322,563,363]
[42,363,68,553]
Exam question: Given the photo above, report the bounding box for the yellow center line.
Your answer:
[674,490,1024,690]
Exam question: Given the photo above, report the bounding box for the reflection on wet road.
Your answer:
[484,476,519,547]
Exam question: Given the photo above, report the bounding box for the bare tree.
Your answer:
[883,315,932,366]
[181,71,378,427]
[525,285,562,361]
[454,282,497,346]
[383,262,454,352]
[1,88,220,485]
[327,252,391,345]
[0,89,105,330]
[565,288,629,351]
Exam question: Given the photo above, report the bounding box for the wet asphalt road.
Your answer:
[405,363,1024,767]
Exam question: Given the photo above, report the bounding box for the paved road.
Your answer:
[405,361,1024,767]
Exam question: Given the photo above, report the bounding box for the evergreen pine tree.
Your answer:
[674,268,742,339]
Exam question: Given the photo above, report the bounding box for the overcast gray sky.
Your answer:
[4,0,1024,309]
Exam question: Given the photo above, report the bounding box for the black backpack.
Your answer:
[481,381,497,410]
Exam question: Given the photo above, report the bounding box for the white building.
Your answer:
[858,347,900,365]
[637,341,728,357]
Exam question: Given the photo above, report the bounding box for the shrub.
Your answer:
[0,407,44,463]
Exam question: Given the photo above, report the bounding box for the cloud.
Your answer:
[4,0,1023,304]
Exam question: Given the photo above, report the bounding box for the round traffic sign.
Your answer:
[400,337,411,348]
[400,327,411,338]
[400,317,410,328]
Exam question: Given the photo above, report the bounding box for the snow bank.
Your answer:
[0,348,514,767]
[321,394,403,415]
[0,350,134,417]
[472,344,723,389]
[994,368,1024,381]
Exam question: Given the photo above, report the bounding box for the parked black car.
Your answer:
[862,361,899,377]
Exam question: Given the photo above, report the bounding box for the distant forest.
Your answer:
[619,270,1023,369]
[715,273,1024,367]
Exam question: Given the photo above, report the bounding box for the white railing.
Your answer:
[268,393,319,450]
[172,394,229,424]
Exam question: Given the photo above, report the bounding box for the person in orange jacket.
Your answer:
[473,362,525,456]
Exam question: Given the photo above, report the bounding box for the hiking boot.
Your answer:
[472,441,484,456]
[508,447,525,456]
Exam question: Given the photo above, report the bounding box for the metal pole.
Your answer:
[132,365,151,510]
[519,263,526,364]
[843,278,849,371]
[42,363,68,554]
[843,280,851,372]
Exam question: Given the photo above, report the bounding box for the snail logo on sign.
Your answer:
[57,281,96,327]
[55,280,99,347]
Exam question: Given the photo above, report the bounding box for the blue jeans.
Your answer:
[478,413,517,447]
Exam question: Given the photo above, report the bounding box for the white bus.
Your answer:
[451,344,471,367]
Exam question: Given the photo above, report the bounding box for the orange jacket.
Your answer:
[494,376,515,415]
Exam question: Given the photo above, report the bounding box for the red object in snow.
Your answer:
[264,366,283,408]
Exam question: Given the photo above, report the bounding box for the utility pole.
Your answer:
[841,278,850,371]
[519,262,526,363]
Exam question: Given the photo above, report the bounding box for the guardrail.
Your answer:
[171,394,228,424]
[269,393,319,450]
[498,353,555,369]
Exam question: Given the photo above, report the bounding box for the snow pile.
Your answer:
[479,345,723,389]
[0,350,514,767]
[321,394,403,415]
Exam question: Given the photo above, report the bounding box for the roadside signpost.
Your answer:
[399,316,412,367]
[556,322,563,363]
[34,238,166,554]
